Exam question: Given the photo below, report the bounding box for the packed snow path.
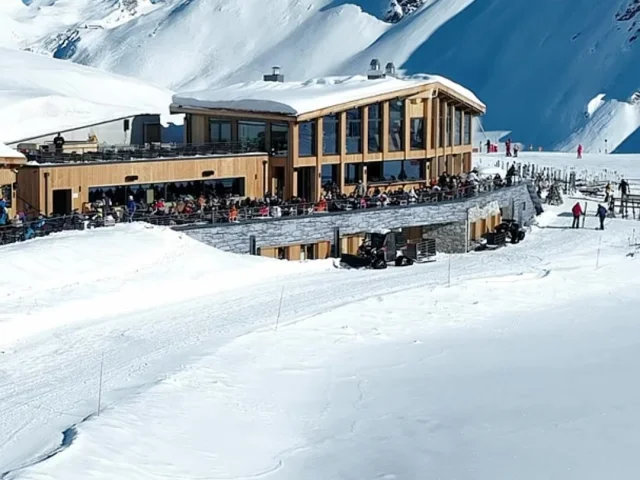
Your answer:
[0,198,637,478]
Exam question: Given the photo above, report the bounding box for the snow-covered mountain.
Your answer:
[2,0,640,152]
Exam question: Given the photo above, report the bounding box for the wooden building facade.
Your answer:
[172,71,485,202]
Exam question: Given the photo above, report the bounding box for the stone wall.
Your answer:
[422,222,467,254]
[179,182,536,255]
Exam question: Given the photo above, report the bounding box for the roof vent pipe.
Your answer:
[368,58,385,80]
[385,62,396,77]
[263,66,284,82]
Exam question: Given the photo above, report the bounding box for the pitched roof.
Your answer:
[172,74,484,117]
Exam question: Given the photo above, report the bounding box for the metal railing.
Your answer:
[0,179,525,247]
[21,141,268,164]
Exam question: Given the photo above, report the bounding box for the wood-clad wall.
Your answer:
[17,154,268,215]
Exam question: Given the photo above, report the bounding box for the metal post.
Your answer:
[275,286,285,331]
[97,353,104,416]
[333,227,341,257]
[249,235,257,255]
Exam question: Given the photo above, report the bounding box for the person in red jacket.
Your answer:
[571,201,583,228]
[577,144,583,159]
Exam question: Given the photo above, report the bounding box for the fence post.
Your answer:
[333,227,341,258]
[249,235,257,255]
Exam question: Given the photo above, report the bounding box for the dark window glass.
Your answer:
[346,108,362,154]
[270,122,289,155]
[344,163,362,185]
[388,99,404,151]
[299,121,316,156]
[454,109,462,146]
[368,104,382,153]
[445,104,451,147]
[323,115,339,155]
[464,113,472,145]
[88,178,246,206]
[209,119,231,143]
[438,102,445,147]
[1,184,11,208]
[410,118,424,149]
[366,160,423,183]
[321,164,339,187]
[238,121,266,150]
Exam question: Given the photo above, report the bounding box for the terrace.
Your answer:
[19,141,266,165]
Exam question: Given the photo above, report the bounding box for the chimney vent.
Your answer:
[385,62,396,76]
[263,66,284,82]
[367,58,385,80]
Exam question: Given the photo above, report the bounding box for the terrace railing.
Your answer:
[0,179,525,247]
[22,141,267,164]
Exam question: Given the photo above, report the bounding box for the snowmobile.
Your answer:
[338,230,436,269]
[494,219,526,244]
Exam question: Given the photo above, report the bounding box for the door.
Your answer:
[144,123,162,144]
[296,167,315,201]
[52,189,72,215]
[272,167,285,197]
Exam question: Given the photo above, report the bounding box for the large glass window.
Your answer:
[410,118,424,150]
[238,121,266,150]
[299,121,316,156]
[270,122,289,155]
[366,160,424,183]
[445,104,451,147]
[368,103,382,153]
[323,114,339,155]
[209,119,231,143]
[464,113,472,145]
[321,164,339,188]
[344,163,362,185]
[454,109,462,146]
[88,178,246,206]
[388,99,404,151]
[346,108,362,154]
[438,102,445,148]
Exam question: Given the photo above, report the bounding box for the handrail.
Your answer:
[21,141,268,164]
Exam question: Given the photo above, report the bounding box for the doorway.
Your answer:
[296,167,315,201]
[272,167,285,197]
[52,189,72,215]
[144,123,162,144]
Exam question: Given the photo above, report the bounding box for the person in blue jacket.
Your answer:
[596,203,607,230]
[0,198,7,226]
[126,195,136,222]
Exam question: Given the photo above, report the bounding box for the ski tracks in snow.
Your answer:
[0,223,597,474]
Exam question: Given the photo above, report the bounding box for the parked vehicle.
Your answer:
[338,231,436,269]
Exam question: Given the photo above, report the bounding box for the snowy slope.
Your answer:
[3,0,638,152]
[0,47,176,144]
[3,152,640,478]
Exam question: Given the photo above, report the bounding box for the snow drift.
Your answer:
[0,47,176,144]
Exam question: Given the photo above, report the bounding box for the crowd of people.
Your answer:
[0,168,520,245]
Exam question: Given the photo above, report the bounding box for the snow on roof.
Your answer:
[173,74,484,117]
[0,142,25,160]
[0,48,181,145]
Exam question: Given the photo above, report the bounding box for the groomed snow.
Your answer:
[0,142,25,159]
[173,74,484,116]
[0,48,179,145]
[4,152,640,479]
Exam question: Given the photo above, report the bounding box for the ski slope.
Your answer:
[3,152,640,478]
[2,0,640,151]
[0,47,176,144]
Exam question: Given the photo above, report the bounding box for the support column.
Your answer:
[286,123,299,199]
[315,118,323,200]
[381,101,389,156]
[339,111,347,192]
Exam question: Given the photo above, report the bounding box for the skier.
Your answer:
[571,201,583,228]
[505,138,512,157]
[53,132,65,155]
[595,203,607,230]
[486,139,491,154]
[619,178,630,197]
[577,144,583,159]
[513,144,519,157]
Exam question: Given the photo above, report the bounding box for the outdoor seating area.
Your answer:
[0,168,521,246]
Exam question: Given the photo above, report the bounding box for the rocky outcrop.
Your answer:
[615,0,640,43]
[384,0,429,23]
